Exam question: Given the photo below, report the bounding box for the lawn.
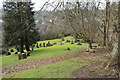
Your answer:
[3,57,99,78]
[2,36,100,78]
[2,36,89,69]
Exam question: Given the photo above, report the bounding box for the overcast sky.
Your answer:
[0,0,119,11]
[0,0,55,10]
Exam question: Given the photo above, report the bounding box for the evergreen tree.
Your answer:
[3,1,39,53]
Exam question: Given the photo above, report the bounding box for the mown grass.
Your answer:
[2,36,89,69]
[3,57,96,78]
[2,36,100,78]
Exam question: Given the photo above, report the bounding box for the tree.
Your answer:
[63,1,103,49]
[107,1,120,76]
[3,1,39,53]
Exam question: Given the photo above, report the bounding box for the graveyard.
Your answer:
[1,0,120,79]
[1,36,112,78]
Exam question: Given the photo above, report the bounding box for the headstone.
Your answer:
[6,52,11,55]
[71,41,74,44]
[26,51,31,56]
[7,49,9,51]
[43,43,46,47]
[53,43,57,45]
[23,53,27,58]
[2,50,7,55]
[75,40,80,43]
[77,43,82,45]
[67,47,71,50]
[18,53,27,60]
[46,41,53,47]
[39,43,42,47]
[62,39,65,41]
[36,43,39,48]
[66,40,70,43]
[14,52,18,54]
[31,46,34,51]
[10,49,14,52]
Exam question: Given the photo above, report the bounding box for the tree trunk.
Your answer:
[117,1,120,73]
[20,37,24,53]
[108,1,120,76]
[103,1,110,46]
[25,37,30,51]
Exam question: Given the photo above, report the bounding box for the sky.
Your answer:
[0,0,119,11]
[0,0,55,10]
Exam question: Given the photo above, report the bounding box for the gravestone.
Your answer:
[62,39,65,41]
[31,46,34,51]
[46,41,53,47]
[2,50,7,55]
[7,49,9,51]
[53,43,57,45]
[26,51,31,56]
[18,53,27,60]
[66,40,70,43]
[14,52,18,54]
[77,43,82,45]
[39,43,42,47]
[71,41,74,44]
[75,40,80,43]
[36,43,39,48]
[43,43,46,47]
[10,49,14,52]
[6,52,11,55]
[16,47,20,52]
[67,47,71,50]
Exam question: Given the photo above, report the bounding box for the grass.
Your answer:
[3,57,92,78]
[2,36,100,78]
[2,36,89,69]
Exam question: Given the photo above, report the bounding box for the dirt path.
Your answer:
[2,52,105,75]
[72,60,118,78]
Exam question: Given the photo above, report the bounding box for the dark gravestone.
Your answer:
[6,52,11,55]
[7,49,9,51]
[62,39,65,41]
[10,49,14,52]
[26,51,31,56]
[18,53,27,60]
[39,43,42,47]
[46,41,53,47]
[77,43,82,45]
[53,43,57,45]
[33,45,36,49]
[36,43,39,48]
[75,40,80,43]
[2,50,7,55]
[31,46,34,51]
[23,53,27,58]
[67,47,71,50]
[66,40,70,43]
[71,41,74,44]
[43,43,46,47]
[14,52,18,54]
[92,46,97,49]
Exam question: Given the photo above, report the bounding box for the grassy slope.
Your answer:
[3,57,99,78]
[2,36,99,78]
[2,37,88,68]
